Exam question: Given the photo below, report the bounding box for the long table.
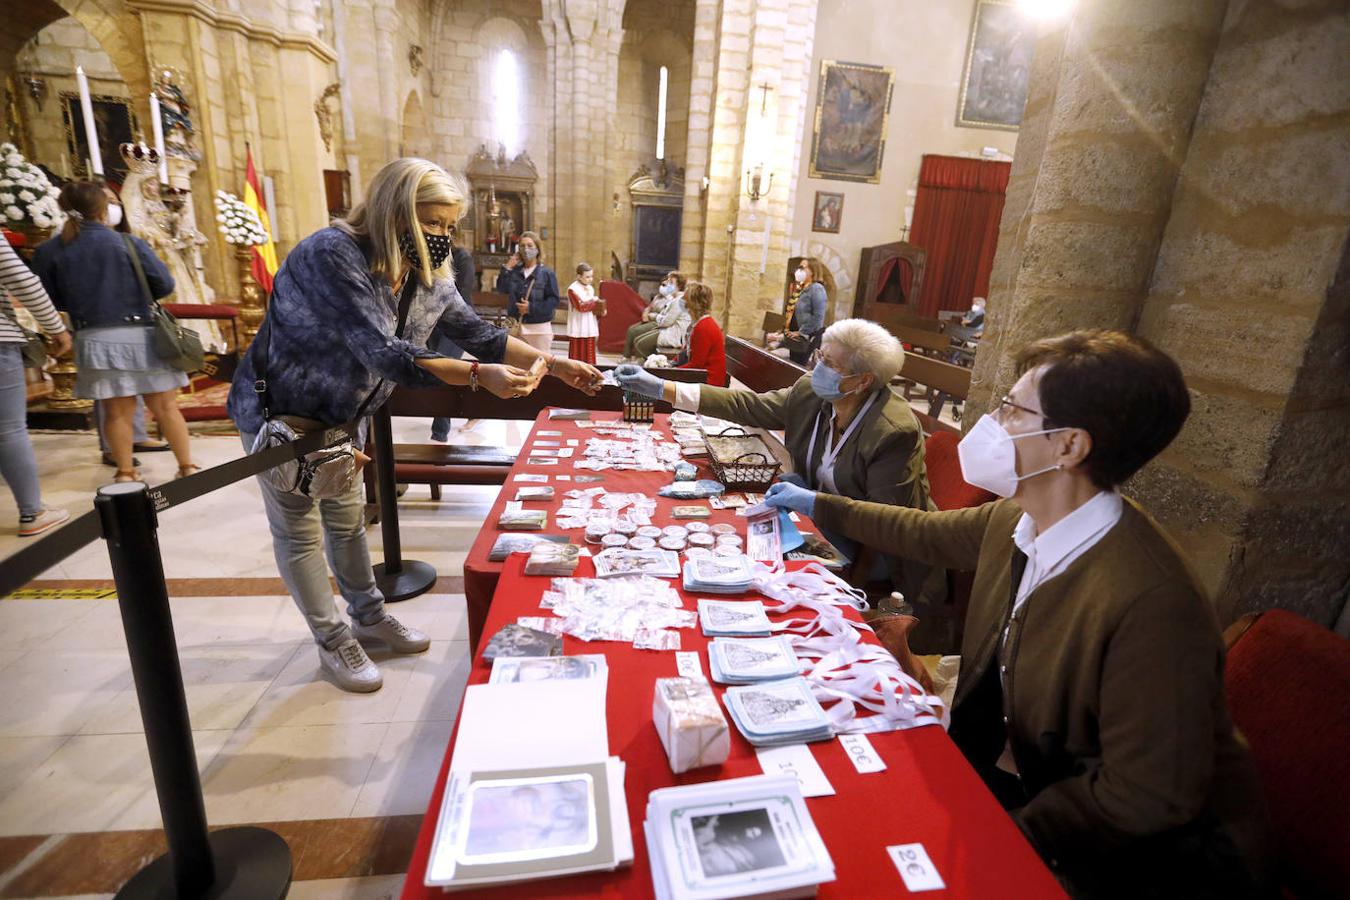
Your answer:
[402,412,1063,898]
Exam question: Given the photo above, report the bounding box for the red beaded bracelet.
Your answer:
[469,360,480,391]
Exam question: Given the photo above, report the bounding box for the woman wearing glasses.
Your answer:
[760,330,1270,897]
[616,317,936,605]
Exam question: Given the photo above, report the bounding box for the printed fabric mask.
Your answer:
[522,245,539,261]
[810,363,858,402]
[956,414,1069,498]
[399,230,452,270]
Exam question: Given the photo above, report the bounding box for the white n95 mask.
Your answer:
[957,414,1068,498]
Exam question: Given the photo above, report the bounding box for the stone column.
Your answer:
[682,0,818,336]
[967,0,1228,412]
[1131,0,1350,626]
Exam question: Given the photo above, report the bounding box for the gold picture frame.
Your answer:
[808,60,894,184]
[60,91,138,180]
[957,0,1035,131]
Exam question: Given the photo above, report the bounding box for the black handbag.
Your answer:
[121,233,205,373]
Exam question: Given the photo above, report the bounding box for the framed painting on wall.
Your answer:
[808,61,894,184]
[811,191,844,233]
[60,92,138,181]
[957,0,1035,131]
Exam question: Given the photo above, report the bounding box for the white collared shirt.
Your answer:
[995,489,1122,775]
[1011,489,1124,617]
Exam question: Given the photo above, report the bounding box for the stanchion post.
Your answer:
[96,483,291,899]
[370,404,437,601]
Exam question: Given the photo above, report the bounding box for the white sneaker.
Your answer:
[353,613,431,654]
[18,507,70,537]
[318,638,383,693]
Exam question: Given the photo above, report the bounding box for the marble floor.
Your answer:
[0,413,524,899]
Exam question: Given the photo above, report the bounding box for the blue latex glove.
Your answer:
[614,363,665,400]
[764,481,816,517]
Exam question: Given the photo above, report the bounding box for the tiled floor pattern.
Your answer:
[0,414,510,898]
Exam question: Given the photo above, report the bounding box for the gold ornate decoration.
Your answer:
[234,246,265,348]
[45,313,90,411]
[314,83,341,152]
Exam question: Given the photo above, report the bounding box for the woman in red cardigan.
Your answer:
[677,282,726,386]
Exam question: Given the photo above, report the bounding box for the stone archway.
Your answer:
[400,90,429,158]
[34,0,149,101]
[790,238,854,323]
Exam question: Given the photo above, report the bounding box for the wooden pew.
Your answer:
[895,352,971,428]
[375,365,708,500]
[866,304,946,334]
[725,335,806,393]
[893,325,955,357]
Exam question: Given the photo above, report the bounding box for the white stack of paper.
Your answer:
[426,678,633,889]
[723,678,834,746]
[644,774,835,899]
[698,599,772,637]
[683,554,754,594]
[709,637,801,684]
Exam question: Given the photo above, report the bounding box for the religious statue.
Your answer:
[118,141,224,350]
[154,67,199,161]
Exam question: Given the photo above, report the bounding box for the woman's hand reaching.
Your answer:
[478,363,541,399]
[551,357,604,396]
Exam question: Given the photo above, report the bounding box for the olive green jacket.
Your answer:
[812,493,1270,891]
[696,375,935,596]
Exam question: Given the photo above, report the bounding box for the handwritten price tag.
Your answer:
[888,843,945,892]
[839,733,886,773]
[756,744,835,797]
[675,651,705,680]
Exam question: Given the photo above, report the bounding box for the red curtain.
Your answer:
[872,256,914,304]
[909,154,1011,318]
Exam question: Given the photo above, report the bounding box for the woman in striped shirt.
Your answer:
[0,238,71,536]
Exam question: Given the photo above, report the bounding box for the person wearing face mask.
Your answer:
[616,318,936,599]
[769,258,828,365]
[33,180,196,484]
[227,158,603,693]
[623,271,685,361]
[497,231,561,354]
[760,330,1271,897]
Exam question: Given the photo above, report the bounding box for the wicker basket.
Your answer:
[702,426,782,491]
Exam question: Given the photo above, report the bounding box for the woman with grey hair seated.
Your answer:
[616,318,938,605]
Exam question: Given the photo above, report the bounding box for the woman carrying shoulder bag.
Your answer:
[32,181,196,483]
[227,157,602,694]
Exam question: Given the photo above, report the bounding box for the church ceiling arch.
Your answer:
[7,0,151,101]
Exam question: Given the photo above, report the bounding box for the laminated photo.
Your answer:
[482,623,563,660]
[458,774,597,865]
[489,654,606,684]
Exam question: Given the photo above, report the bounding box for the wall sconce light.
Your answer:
[744,163,773,202]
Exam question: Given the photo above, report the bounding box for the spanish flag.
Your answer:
[243,145,278,293]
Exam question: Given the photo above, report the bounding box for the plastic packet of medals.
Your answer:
[555,488,656,531]
[542,575,695,649]
[575,426,682,472]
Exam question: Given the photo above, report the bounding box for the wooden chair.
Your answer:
[1223,609,1350,898]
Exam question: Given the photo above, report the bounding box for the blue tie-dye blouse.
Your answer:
[227,226,507,435]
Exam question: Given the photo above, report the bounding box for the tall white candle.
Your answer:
[75,66,104,177]
[149,92,168,185]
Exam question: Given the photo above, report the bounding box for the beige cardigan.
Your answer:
[812,493,1271,892]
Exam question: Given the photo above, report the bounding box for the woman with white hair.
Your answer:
[616,318,936,602]
[228,158,602,693]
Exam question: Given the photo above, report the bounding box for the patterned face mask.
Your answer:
[399,230,452,270]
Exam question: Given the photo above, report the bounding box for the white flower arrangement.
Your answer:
[0,143,62,231]
[212,190,268,246]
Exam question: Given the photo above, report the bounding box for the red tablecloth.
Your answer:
[463,410,751,650]
[410,412,1062,898]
